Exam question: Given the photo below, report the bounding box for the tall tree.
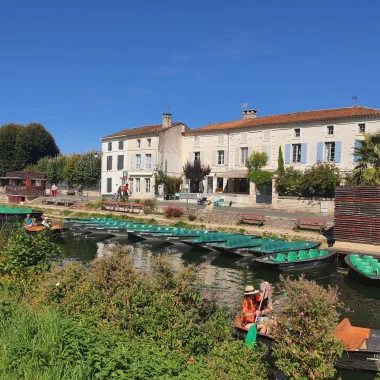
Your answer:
[351,132,380,185]
[183,160,211,193]
[74,151,102,186]
[0,123,23,175]
[277,146,285,175]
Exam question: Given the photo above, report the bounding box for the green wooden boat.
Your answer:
[250,240,320,256]
[0,205,43,220]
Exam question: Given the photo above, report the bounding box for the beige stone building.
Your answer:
[101,113,188,199]
[182,106,380,204]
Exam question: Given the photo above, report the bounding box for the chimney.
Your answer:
[162,113,172,128]
[242,109,257,120]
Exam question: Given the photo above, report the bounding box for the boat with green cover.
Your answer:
[253,249,336,271]
[345,254,380,286]
[181,233,259,251]
[129,229,219,240]
[249,240,320,256]
[0,205,43,220]
[211,237,280,257]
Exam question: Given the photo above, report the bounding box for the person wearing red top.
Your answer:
[241,285,260,328]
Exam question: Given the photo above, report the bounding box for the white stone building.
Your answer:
[101,113,188,199]
[182,106,380,199]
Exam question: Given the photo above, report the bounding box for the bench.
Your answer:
[295,218,327,233]
[238,214,265,226]
[102,201,143,214]
[335,318,370,350]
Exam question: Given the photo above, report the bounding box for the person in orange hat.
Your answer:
[242,285,260,327]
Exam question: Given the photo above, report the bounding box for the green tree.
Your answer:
[31,155,67,183]
[277,146,285,175]
[0,123,23,175]
[245,151,268,171]
[275,167,304,196]
[63,154,82,186]
[273,275,345,380]
[351,132,380,185]
[74,151,101,186]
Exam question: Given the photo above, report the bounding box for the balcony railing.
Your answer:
[5,185,45,197]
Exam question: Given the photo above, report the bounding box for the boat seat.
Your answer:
[319,250,329,256]
[309,251,319,258]
[270,253,286,262]
[287,251,298,261]
[363,255,373,262]
[335,318,370,350]
[298,251,309,260]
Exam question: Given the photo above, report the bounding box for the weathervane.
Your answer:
[352,95,358,106]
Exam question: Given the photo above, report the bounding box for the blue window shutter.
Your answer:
[354,140,360,162]
[151,154,155,169]
[335,141,342,163]
[301,143,307,164]
[317,142,323,163]
[131,154,135,170]
[285,144,291,164]
[141,154,145,169]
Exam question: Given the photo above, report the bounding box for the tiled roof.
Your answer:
[102,122,184,139]
[186,106,380,134]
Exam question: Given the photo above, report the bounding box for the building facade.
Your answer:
[101,113,188,199]
[182,106,380,194]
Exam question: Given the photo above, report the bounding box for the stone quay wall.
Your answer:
[274,196,334,215]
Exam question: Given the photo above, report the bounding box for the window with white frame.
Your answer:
[118,140,124,150]
[147,138,151,147]
[325,142,335,162]
[294,128,300,138]
[241,147,248,164]
[107,178,112,193]
[145,178,151,193]
[136,154,141,169]
[359,123,366,133]
[218,134,224,145]
[217,150,224,165]
[135,178,140,192]
[292,144,301,163]
[108,142,112,151]
[194,152,200,161]
[145,154,152,169]
[137,139,141,148]
[327,125,334,135]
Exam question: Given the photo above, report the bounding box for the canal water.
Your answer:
[55,232,379,380]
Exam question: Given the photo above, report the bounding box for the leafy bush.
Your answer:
[272,275,345,380]
[245,151,268,171]
[276,163,340,198]
[143,198,157,214]
[0,228,62,277]
[248,170,273,186]
[163,206,184,218]
[188,213,197,221]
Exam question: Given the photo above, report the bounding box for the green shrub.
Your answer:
[188,213,197,221]
[143,198,157,214]
[272,275,345,380]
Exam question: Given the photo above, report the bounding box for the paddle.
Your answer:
[245,283,268,348]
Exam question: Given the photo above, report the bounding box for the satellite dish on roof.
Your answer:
[241,103,248,110]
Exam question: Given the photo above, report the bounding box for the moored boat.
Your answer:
[0,205,43,220]
[253,249,336,271]
[25,225,67,236]
[249,240,320,256]
[234,317,380,372]
[344,254,380,286]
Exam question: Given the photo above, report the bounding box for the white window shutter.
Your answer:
[235,148,240,166]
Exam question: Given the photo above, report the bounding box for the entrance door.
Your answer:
[207,177,213,193]
[256,184,272,204]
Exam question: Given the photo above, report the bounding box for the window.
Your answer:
[241,147,248,164]
[145,178,151,193]
[129,178,134,192]
[263,130,270,141]
[108,142,112,151]
[194,152,200,161]
[217,150,225,165]
[145,154,152,169]
[294,128,300,138]
[117,155,124,170]
[107,156,112,171]
[241,132,247,143]
[36,179,41,187]
[137,139,141,148]
[217,178,223,189]
[147,138,151,147]
[118,140,124,150]
[327,125,334,135]
[359,123,366,133]
[218,135,224,145]
[107,178,112,193]
[292,144,302,163]
[136,154,141,169]
[135,178,140,192]
[325,142,335,162]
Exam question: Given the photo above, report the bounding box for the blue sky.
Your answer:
[1,0,379,153]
